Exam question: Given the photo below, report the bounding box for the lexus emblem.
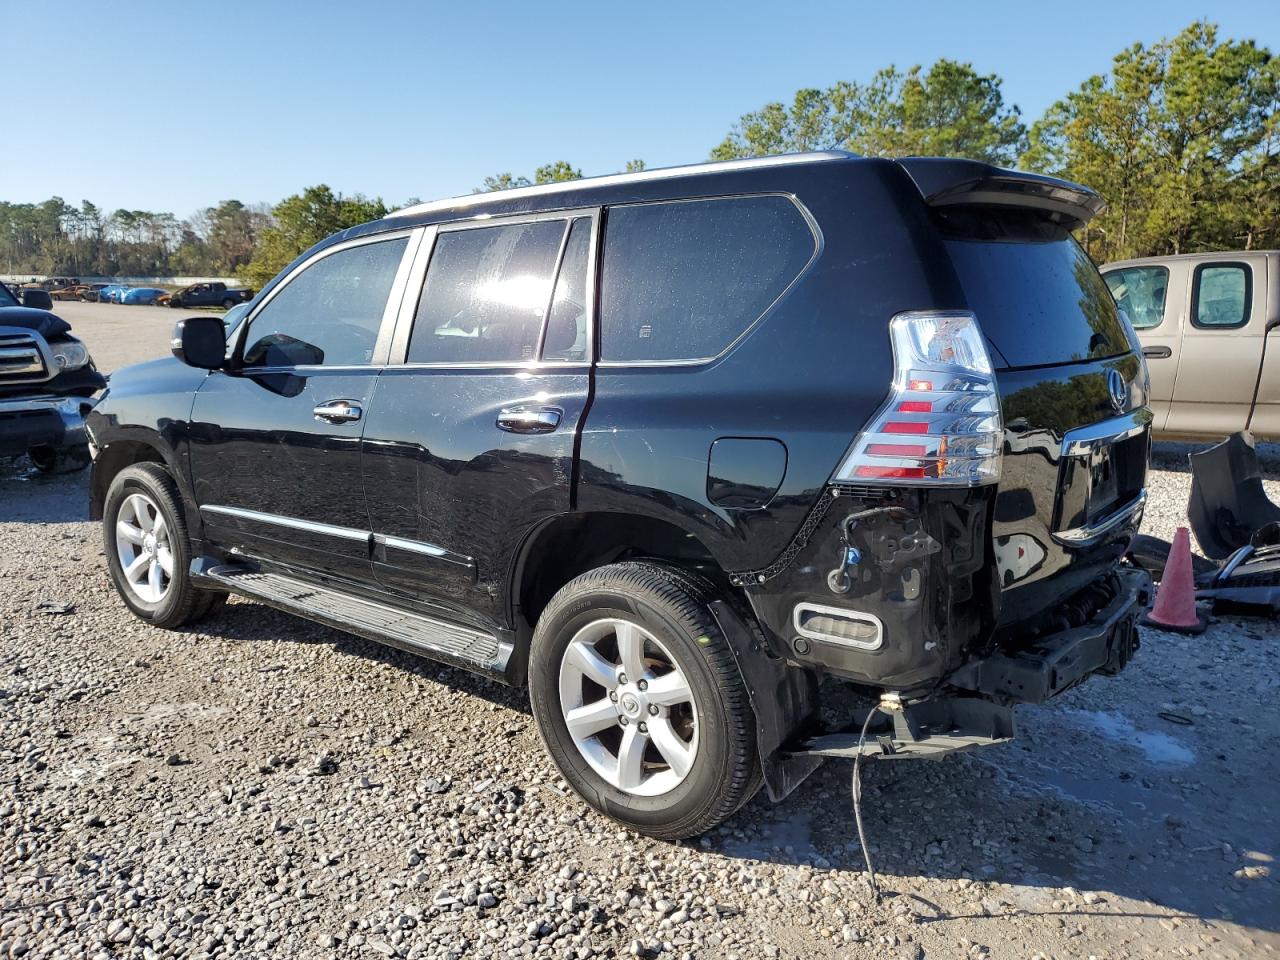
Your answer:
[1107,369,1128,413]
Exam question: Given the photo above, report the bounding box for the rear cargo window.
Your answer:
[600,196,816,363]
[941,216,1130,368]
[1103,266,1168,330]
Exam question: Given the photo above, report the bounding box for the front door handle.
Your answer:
[1142,345,1172,359]
[496,405,562,434]
[313,399,363,423]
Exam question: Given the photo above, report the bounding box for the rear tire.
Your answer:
[221,298,235,309]
[103,462,225,628]
[529,561,759,839]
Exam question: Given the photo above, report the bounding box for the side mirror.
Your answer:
[171,316,227,369]
[20,289,54,311]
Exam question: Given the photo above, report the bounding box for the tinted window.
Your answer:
[1103,266,1168,330]
[242,237,408,368]
[943,222,1130,367]
[600,196,815,362]
[543,218,592,362]
[409,220,565,364]
[1194,264,1250,328]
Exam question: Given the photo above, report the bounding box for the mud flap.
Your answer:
[707,599,823,802]
[1189,432,1280,559]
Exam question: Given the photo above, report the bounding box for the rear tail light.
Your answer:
[835,310,1002,486]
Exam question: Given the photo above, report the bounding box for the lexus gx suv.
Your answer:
[87,152,1151,839]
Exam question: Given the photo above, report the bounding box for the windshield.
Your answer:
[0,284,19,308]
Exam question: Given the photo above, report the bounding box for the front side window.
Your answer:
[1103,265,1168,330]
[1193,263,1251,329]
[409,220,566,364]
[242,237,408,368]
[599,196,816,363]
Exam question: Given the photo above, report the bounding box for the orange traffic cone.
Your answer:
[1141,526,1208,634]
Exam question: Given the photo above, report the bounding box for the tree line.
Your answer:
[2,21,1274,284]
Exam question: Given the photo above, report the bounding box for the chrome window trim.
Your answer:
[792,603,884,652]
[596,192,824,367]
[387,151,856,219]
[388,208,600,368]
[236,228,424,371]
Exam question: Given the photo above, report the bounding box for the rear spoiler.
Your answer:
[897,157,1104,231]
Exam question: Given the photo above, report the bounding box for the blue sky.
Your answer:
[6,0,1277,216]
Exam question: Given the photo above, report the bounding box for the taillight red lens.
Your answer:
[834,311,1002,487]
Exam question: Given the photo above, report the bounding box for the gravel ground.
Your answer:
[1,322,1277,959]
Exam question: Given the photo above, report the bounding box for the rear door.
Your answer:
[1166,256,1269,437]
[359,210,596,633]
[1103,260,1186,432]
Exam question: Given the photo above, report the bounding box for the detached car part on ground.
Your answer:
[86,152,1152,839]
[0,285,104,472]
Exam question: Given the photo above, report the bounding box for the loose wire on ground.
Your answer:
[851,705,883,903]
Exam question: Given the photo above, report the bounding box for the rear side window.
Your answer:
[600,196,816,362]
[409,220,565,364]
[1193,263,1251,329]
[1103,266,1168,330]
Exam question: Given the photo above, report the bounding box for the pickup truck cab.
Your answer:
[1102,251,1280,439]
[88,153,1151,838]
[167,281,253,310]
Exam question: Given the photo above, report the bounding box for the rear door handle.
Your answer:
[1142,345,1172,359]
[496,405,562,434]
[313,399,363,423]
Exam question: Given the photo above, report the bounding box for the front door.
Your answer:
[1104,261,1183,432]
[361,212,596,632]
[188,231,419,580]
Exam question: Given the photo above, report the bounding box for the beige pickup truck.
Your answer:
[1101,251,1280,440]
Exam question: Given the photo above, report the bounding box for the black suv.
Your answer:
[87,153,1151,838]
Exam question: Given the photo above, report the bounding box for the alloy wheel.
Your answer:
[114,492,174,604]
[557,617,699,797]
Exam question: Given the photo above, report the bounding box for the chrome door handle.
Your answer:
[1142,345,1172,359]
[496,405,562,434]
[313,399,363,423]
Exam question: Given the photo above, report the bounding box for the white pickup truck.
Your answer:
[1102,251,1280,439]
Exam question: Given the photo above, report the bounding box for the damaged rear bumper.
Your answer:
[782,566,1150,767]
[948,565,1150,705]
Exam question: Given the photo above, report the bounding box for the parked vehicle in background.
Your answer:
[88,153,1150,838]
[0,281,104,472]
[1102,251,1279,439]
[50,282,88,301]
[98,284,131,304]
[121,287,169,306]
[79,283,111,302]
[166,281,253,309]
[22,277,79,293]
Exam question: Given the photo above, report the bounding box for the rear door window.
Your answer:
[1192,263,1251,329]
[600,196,816,363]
[1103,266,1169,330]
[408,220,565,364]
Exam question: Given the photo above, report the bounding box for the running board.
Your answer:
[192,560,512,676]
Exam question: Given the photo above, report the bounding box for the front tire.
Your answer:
[529,561,759,839]
[103,463,223,628]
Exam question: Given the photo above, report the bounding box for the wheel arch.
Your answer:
[89,432,200,541]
